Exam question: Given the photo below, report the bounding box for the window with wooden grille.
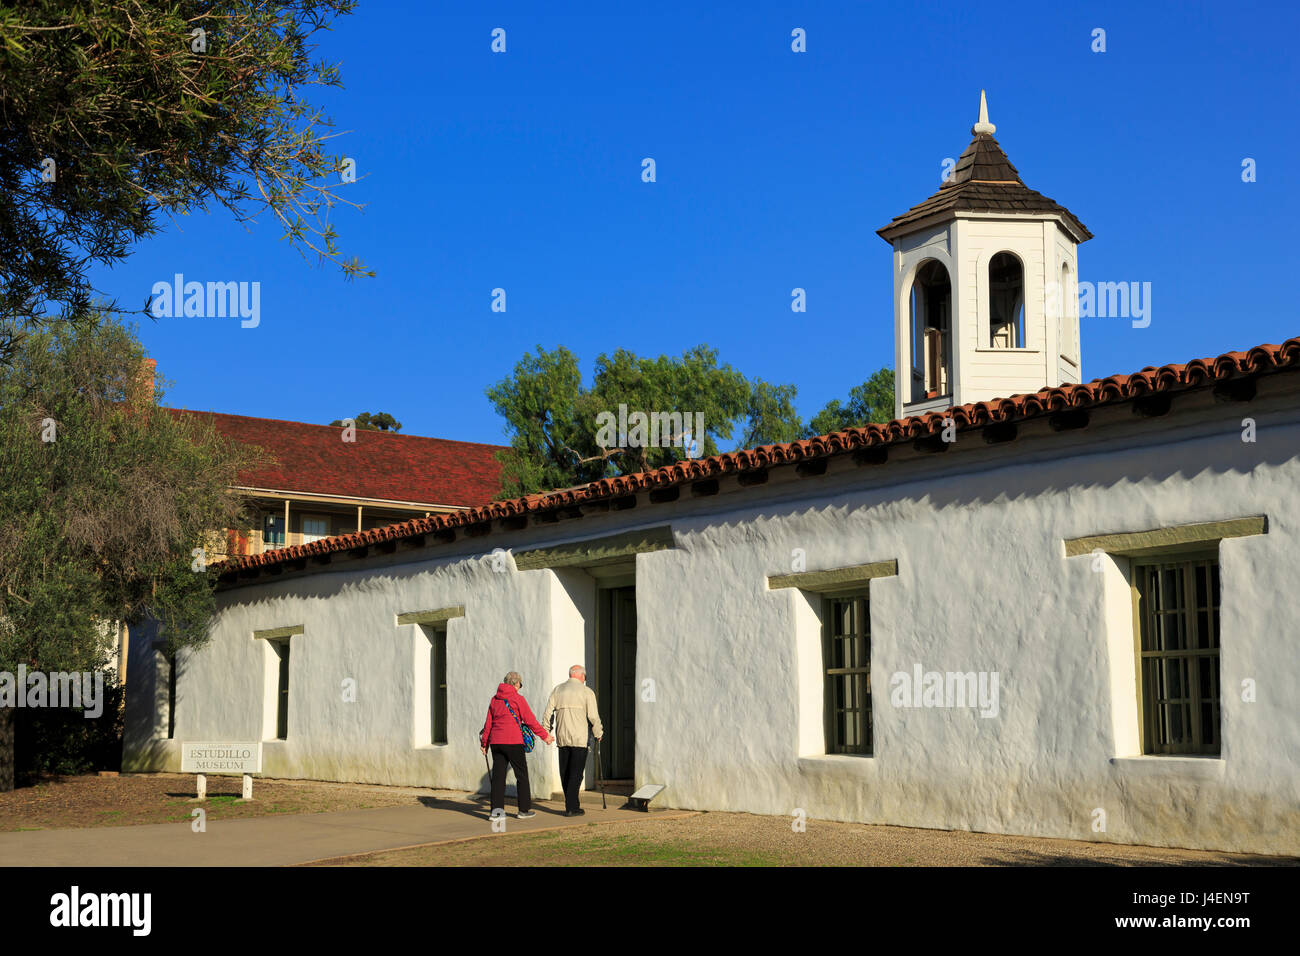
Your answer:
[823,592,872,755]
[1135,556,1221,755]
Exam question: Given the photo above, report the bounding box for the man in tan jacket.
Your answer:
[542,665,604,816]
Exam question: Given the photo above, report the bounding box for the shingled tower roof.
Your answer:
[877,91,1092,243]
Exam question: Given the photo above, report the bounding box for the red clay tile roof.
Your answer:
[216,337,1300,584]
[171,409,506,508]
[878,132,1092,242]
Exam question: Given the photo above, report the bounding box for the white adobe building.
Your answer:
[124,95,1300,856]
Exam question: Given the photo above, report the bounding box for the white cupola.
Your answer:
[877,91,1093,419]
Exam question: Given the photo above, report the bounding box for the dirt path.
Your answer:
[315,810,1299,867]
[3,776,1293,867]
[0,787,688,866]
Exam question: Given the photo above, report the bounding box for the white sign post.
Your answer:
[181,742,263,801]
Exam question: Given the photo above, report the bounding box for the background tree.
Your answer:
[486,346,589,497]
[490,351,898,497]
[487,344,801,498]
[0,310,264,790]
[329,411,402,432]
[741,380,804,448]
[805,367,895,436]
[0,0,369,362]
[584,346,756,473]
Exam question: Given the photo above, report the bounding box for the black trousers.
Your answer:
[489,743,530,813]
[558,745,587,811]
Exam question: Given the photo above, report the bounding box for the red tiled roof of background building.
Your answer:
[216,337,1300,582]
[170,409,506,508]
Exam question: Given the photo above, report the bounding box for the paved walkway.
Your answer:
[0,791,686,866]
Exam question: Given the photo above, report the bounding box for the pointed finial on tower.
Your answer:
[971,89,996,135]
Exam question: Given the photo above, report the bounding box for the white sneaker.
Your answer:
[517,810,536,819]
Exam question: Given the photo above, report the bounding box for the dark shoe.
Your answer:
[570,808,585,816]
[517,810,536,819]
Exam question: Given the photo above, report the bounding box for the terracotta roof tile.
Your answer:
[217,337,1300,584]
[171,409,505,508]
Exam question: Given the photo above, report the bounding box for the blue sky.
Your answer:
[88,0,1300,446]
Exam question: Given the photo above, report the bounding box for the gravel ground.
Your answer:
[315,810,1299,867]
[0,773,438,831]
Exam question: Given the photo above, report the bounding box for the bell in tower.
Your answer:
[877,92,1092,419]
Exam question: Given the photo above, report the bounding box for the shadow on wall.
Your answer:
[122,737,176,773]
[743,415,1296,526]
[216,407,1296,616]
[212,553,471,620]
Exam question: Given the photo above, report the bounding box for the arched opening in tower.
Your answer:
[910,259,952,400]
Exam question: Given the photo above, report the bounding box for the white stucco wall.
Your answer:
[125,554,577,800]
[124,385,1300,855]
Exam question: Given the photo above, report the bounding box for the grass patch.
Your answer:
[0,774,436,832]
[572,833,773,866]
[455,829,777,866]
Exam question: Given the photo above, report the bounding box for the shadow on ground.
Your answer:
[977,848,1300,866]
[418,794,571,820]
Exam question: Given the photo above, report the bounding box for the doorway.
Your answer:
[596,584,636,781]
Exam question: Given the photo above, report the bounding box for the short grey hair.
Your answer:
[504,671,523,687]
[569,664,586,679]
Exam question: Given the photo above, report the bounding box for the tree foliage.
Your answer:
[742,380,804,448]
[486,345,897,498]
[805,367,895,435]
[329,411,401,432]
[0,0,368,360]
[489,345,762,497]
[0,310,265,678]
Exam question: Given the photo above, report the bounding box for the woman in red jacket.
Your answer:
[480,671,554,818]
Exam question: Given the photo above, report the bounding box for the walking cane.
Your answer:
[592,736,607,809]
